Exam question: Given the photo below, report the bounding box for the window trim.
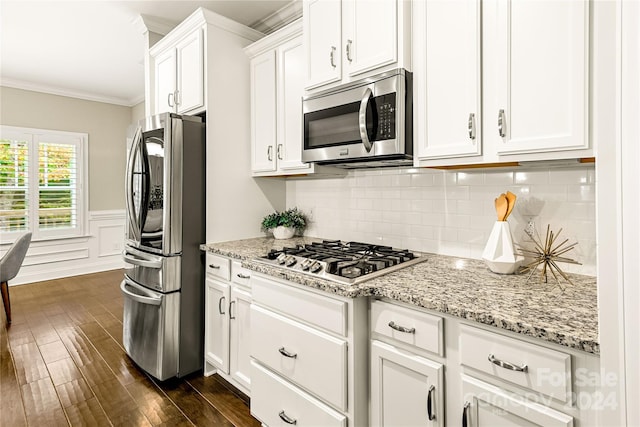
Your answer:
[0,125,89,244]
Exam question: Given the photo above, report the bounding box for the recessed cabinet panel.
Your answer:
[371,340,444,427]
[491,0,588,155]
[414,0,482,159]
[277,37,311,171]
[304,0,342,89]
[461,375,574,427]
[229,286,252,392]
[342,0,397,77]
[205,278,230,373]
[176,30,204,113]
[250,51,277,173]
[154,50,176,115]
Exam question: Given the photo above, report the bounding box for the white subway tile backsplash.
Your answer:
[286,165,595,275]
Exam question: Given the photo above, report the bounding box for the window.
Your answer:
[0,126,88,242]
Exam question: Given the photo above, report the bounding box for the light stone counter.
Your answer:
[200,236,599,354]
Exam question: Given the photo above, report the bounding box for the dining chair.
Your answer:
[0,232,32,324]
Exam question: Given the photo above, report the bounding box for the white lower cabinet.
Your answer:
[370,340,444,427]
[204,254,252,395]
[461,375,573,427]
[250,273,369,426]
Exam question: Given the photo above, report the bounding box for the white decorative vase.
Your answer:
[482,221,524,274]
[272,226,296,239]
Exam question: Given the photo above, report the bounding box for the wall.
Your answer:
[0,86,129,211]
[287,165,596,276]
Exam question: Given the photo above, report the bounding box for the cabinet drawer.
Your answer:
[371,300,443,356]
[460,324,572,403]
[205,253,230,281]
[252,274,347,336]
[251,305,347,411]
[251,360,346,427]
[231,261,252,288]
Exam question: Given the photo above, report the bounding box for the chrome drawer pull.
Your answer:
[462,401,470,427]
[388,321,416,334]
[427,385,436,421]
[209,264,220,269]
[488,353,528,372]
[279,410,297,425]
[236,273,250,279]
[278,347,298,359]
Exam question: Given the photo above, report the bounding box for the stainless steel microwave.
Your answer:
[302,69,412,168]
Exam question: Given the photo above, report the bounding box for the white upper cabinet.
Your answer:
[246,20,316,177]
[414,0,592,166]
[152,28,204,115]
[304,0,410,91]
[304,0,342,89]
[414,0,482,160]
[485,0,589,156]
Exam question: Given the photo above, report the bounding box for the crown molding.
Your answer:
[133,14,177,36]
[0,78,143,107]
[250,0,302,35]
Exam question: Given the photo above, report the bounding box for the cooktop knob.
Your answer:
[301,259,313,271]
[310,261,323,273]
[285,256,297,267]
[276,253,287,265]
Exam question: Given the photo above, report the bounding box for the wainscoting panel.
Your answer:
[3,210,126,286]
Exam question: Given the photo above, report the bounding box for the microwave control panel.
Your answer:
[373,93,396,141]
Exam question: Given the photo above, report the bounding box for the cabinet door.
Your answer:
[414,0,482,160]
[304,0,342,89]
[371,340,444,427]
[205,278,230,374]
[176,29,204,114]
[250,50,277,173]
[485,0,589,156]
[277,37,312,172]
[461,375,573,427]
[154,48,176,115]
[342,0,397,77]
[229,286,252,392]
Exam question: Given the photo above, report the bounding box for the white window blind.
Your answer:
[0,126,87,242]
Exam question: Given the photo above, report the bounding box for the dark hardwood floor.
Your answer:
[0,270,260,427]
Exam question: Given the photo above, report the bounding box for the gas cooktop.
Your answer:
[254,240,426,285]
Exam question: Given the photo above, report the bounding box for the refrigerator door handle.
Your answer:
[120,280,162,306]
[125,126,143,242]
[123,252,162,269]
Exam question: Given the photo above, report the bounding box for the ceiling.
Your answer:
[0,0,294,106]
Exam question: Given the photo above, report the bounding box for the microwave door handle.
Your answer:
[125,127,142,242]
[358,87,374,152]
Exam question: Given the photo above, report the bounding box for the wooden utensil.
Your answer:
[504,191,516,220]
[494,194,509,221]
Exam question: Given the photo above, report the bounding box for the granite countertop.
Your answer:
[200,237,599,354]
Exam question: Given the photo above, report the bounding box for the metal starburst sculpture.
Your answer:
[517,224,581,288]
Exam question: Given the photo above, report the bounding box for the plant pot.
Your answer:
[482,221,524,274]
[272,226,296,239]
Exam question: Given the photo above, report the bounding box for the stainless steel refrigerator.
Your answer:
[121,112,205,381]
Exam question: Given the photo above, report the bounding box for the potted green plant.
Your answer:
[261,208,307,239]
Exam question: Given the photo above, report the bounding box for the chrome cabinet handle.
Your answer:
[267,145,273,161]
[174,90,180,106]
[279,410,297,425]
[427,385,436,421]
[277,143,283,160]
[359,87,374,152]
[278,347,298,359]
[468,113,476,140]
[488,353,528,372]
[167,92,174,108]
[209,264,220,269]
[229,301,236,320]
[388,321,416,334]
[462,402,470,427]
[236,273,250,279]
[330,46,337,68]
[218,296,226,315]
[346,39,353,62]
[498,109,506,137]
